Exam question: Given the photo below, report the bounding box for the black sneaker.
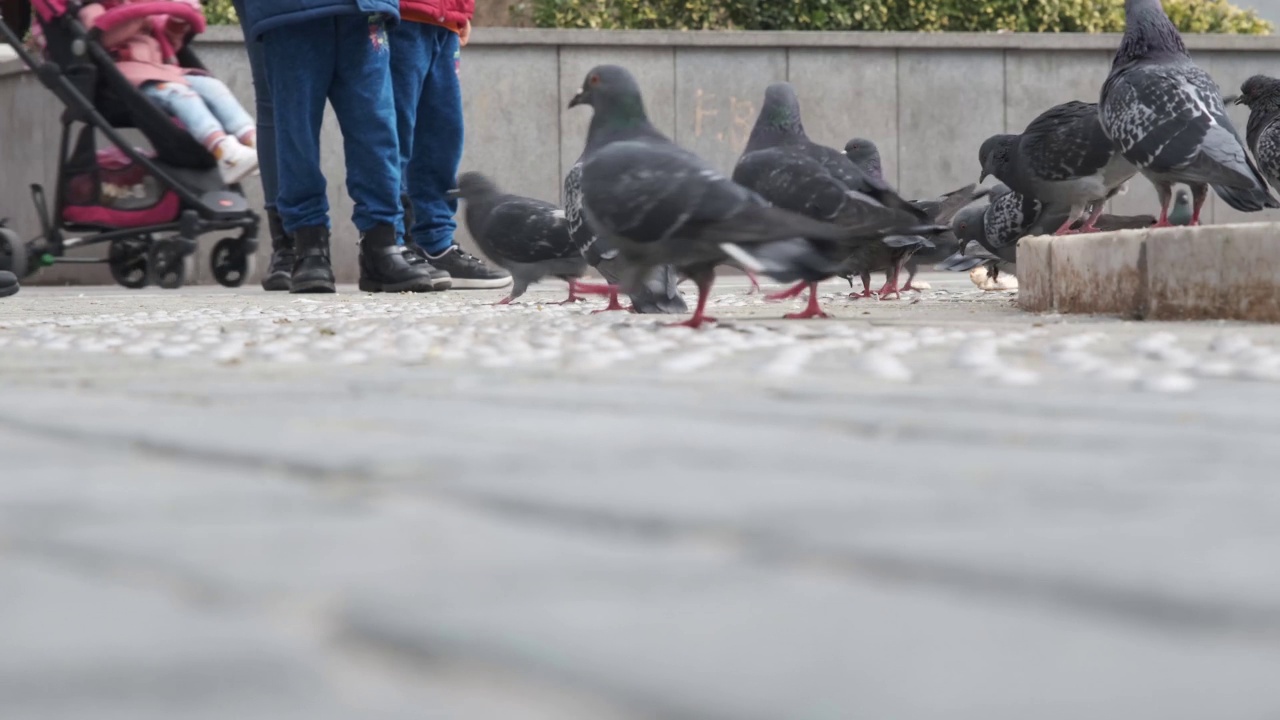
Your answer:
[0,270,18,298]
[424,245,511,289]
[359,224,442,293]
[399,242,453,290]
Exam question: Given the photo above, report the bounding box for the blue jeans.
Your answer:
[389,22,462,254]
[232,0,278,210]
[261,14,402,235]
[141,76,254,147]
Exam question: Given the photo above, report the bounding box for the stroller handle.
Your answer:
[91,1,205,37]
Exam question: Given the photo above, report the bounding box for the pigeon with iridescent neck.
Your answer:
[1234,74,1280,198]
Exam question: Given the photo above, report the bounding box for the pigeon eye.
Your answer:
[589,74,600,86]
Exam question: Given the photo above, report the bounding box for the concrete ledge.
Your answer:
[191,27,1280,51]
[1017,222,1280,322]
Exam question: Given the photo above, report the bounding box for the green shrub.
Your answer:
[524,0,1271,34]
[203,0,238,25]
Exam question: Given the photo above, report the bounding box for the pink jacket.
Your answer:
[78,0,204,86]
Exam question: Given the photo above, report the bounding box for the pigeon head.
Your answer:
[745,83,807,152]
[1114,0,1186,65]
[568,65,645,115]
[952,206,986,243]
[1235,75,1280,110]
[988,183,1013,200]
[452,172,502,202]
[843,138,883,180]
[978,134,1017,183]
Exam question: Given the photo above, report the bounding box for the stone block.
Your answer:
[673,48,787,175]
[1016,235,1054,312]
[1050,229,1148,317]
[787,48,898,186]
[1145,222,1280,321]
[896,50,1004,200]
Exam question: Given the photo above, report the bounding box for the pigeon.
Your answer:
[733,99,939,317]
[841,135,989,295]
[567,65,861,329]
[452,172,590,305]
[1100,0,1278,225]
[1234,74,1280,197]
[978,101,1138,234]
[1168,187,1194,225]
[564,158,688,314]
[746,84,922,218]
[946,191,1156,280]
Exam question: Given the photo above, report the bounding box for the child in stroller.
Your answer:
[0,0,261,289]
[40,0,259,184]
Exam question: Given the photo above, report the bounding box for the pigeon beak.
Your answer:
[568,89,589,109]
[1228,94,1244,105]
[979,169,990,183]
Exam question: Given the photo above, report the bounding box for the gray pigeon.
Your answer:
[1168,187,1194,225]
[1234,74,1280,197]
[568,65,857,329]
[979,101,1137,234]
[452,172,589,305]
[840,135,989,295]
[733,134,936,317]
[747,84,922,217]
[945,191,1155,279]
[1100,0,1278,225]
[564,158,688,314]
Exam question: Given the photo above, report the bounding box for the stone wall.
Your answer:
[4,28,1280,285]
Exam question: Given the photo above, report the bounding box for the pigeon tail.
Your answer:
[721,238,843,285]
[1212,183,1280,212]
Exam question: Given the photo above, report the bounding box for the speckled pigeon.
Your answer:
[564,158,687,315]
[1234,74,1280,198]
[946,191,1155,280]
[979,101,1138,235]
[452,172,591,305]
[568,65,862,329]
[1100,0,1278,225]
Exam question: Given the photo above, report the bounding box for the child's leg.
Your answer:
[403,25,462,255]
[261,18,336,234]
[185,75,256,146]
[140,80,226,150]
[327,14,400,234]
[231,0,279,209]
[388,20,431,243]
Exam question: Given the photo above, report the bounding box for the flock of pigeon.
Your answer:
[454,0,1280,328]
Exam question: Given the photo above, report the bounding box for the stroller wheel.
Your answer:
[210,237,256,288]
[0,226,29,278]
[108,239,150,289]
[148,240,188,290]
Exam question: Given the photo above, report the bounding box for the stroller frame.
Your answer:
[0,0,259,288]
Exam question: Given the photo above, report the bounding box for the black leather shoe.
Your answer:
[358,224,440,293]
[290,225,336,294]
[261,207,294,292]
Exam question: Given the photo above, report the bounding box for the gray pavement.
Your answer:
[3,274,1280,719]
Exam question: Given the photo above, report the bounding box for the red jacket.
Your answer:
[400,0,473,27]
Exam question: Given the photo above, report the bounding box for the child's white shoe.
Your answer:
[214,136,259,185]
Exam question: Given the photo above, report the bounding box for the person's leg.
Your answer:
[263,17,337,292]
[141,80,258,184]
[185,75,256,144]
[406,27,509,288]
[388,20,431,244]
[406,26,461,255]
[329,14,438,293]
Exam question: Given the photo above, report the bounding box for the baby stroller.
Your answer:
[0,0,258,288]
